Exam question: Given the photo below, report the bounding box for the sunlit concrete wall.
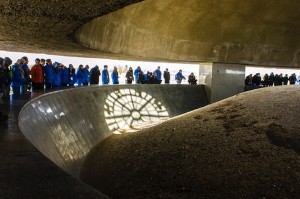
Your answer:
[200,63,245,103]
[74,0,209,61]
[74,0,300,66]
[18,85,208,177]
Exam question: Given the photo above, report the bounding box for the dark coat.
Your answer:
[163,71,170,83]
[90,66,101,85]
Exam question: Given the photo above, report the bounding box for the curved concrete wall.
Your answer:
[18,85,208,177]
[74,0,300,66]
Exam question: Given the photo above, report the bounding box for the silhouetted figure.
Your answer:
[289,73,296,85]
[138,71,145,84]
[245,74,253,85]
[90,65,100,85]
[125,67,134,84]
[252,73,261,86]
[283,74,288,85]
[262,73,268,87]
[188,72,197,85]
[163,68,170,84]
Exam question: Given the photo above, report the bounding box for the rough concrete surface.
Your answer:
[74,0,300,66]
[1,0,300,66]
[80,86,300,198]
[0,0,142,58]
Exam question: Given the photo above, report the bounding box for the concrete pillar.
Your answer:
[199,63,245,103]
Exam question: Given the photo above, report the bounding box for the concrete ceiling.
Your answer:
[0,0,142,58]
[1,0,300,66]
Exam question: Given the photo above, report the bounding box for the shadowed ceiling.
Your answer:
[1,0,300,66]
[0,0,142,58]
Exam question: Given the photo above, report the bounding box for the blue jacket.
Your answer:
[53,67,62,87]
[153,69,162,81]
[111,71,119,84]
[83,69,90,84]
[61,67,69,84]
[11,63,28,87]
[68,68,76,85]
[134,67,141,83]
[44,64,55,84]
[21,64,30,80]
[175,72,185,80]
[102,69,109,84]
[76,69,85,86]
[144,74,149,82]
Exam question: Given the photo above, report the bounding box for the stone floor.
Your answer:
[0,92,108,199]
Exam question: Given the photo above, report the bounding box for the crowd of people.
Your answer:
[0,56,198,98]
[245,72,299,86]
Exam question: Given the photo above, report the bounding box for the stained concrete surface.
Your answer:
[0,92,108,199]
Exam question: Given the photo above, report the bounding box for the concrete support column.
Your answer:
[199,63,245,103]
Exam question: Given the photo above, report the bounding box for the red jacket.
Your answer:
[31,64,44,83]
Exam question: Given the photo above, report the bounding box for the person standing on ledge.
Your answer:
[111,66,119,84]
[44,59,54,89]
[68,64,76,87]
[76,64,85,87]
[125,67,134,84]
[83,65,90,86]
[188,72,197,85]
[163,68,170,84]
[134,66,141,84]
[102,65,110,85]
[61,64,69,87]
[153,66,162,84]
[175,69,186,84]
[89,65,100,85]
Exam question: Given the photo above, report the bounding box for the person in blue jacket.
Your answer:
[44,59,55,89]
[53,62,62,88]
[144,72,149,84]
[153,66,162,84]
[68,64,76,87]
[61,64,69,87]
[76,64,85,87]
[111,66,119,84]
[175,69,186,84]
[11,59,28,96]
[134,66,141,84]
[102,65,109,85]
[83,65,90,86]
